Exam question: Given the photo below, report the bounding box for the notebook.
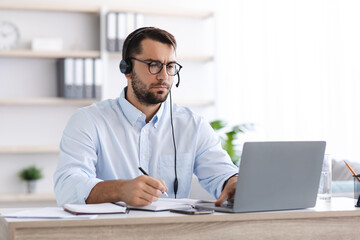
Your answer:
[115,198,200,211]
[195,141,326,213]
[64,203,128,215]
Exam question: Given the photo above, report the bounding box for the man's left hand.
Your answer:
[215,176,238,206]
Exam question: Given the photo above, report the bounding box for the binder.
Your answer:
[74,58,84,99]
[116,12,127,52]
[135,13,145,29]
[94,58,103,99]
[106,12,117,52]
[84,58,94,99]
[57,58,74,99]
[126,12,136,37]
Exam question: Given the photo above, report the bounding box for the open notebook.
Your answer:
[115,198,203,211]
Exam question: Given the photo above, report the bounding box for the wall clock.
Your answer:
[0,21,20,49]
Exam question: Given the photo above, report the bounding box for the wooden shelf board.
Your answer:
[0,98,98,106]
[0,50,101,59]
[0,3,213,18]
[108,6,213,19]
[0,193,56,202]
[178,55,215,62]
[0,2,100,13]
[177,100,215,107]
[108,53,214,62]
[0,146,59,154]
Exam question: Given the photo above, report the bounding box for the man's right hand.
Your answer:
[86,175,168,206]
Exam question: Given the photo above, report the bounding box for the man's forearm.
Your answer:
[86,180,125,204]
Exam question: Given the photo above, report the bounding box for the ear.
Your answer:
[124,73,132,81]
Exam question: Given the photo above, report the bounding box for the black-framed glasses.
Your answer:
[130,57,182,76]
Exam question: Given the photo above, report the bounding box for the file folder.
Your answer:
[57,58,75,99]
[106,12,117,52]
[94,58,103,99]
[84,58,94,99]
[74,58,84,99]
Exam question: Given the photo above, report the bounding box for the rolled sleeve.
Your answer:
[53,109,101,206]
[194,119,239,199]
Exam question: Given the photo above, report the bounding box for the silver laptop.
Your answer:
[196,141,326,213]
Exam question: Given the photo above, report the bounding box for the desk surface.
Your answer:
[1,197,360,240]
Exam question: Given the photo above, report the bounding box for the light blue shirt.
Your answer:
[54,88,238,206]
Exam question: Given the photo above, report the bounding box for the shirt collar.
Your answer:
[118,87,166,128]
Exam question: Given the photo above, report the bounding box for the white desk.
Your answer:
[1,198,359,240]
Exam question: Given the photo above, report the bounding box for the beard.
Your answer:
[131,72,171,105]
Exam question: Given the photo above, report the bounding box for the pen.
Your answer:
[344,161,360,182]
[138,167,169,197]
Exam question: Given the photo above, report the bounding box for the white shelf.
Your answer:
[108,53,214,62]
[0,193,56,202]
[0,146,59,154]
[0,2,213,18]
[0,50,101,59]
[108,6,213,19]
[0,98,98,106]
[177,100,215,107]
[0,2,101,13]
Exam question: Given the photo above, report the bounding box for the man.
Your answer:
[54,27,238,207]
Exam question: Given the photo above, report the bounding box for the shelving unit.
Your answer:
[0,1,217,200]
[0,98,97,106]
[0,50,101,58]
[0,146,59,154]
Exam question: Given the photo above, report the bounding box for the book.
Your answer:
[64,203,128,215]
[115,198,203,212]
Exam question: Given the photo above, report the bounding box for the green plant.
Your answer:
[19,165,43,181]
[210,120,254,165]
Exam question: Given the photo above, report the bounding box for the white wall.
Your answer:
[215,0,360,163]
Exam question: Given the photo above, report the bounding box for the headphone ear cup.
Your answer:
[119,59,132,74]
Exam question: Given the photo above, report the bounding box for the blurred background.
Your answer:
[0,0,359,205]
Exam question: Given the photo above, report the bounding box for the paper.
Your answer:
[64,203,128,215]
[117,198,202,212]
[1,207,97,219]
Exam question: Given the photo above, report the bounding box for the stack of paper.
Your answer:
[1,207,97,219]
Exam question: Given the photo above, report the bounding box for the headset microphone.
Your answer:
[176,72,180,88]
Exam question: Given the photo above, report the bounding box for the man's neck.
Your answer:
[125,88,161,123]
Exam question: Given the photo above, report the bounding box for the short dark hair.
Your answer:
[122,27,177,60]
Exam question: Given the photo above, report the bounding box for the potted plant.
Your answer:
[210,120,254,166]
[19,165,43,194]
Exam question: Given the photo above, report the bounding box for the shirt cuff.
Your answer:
[222,173,239,191]
[76,178,103,204]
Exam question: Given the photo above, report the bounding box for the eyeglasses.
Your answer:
[130,57,182,76]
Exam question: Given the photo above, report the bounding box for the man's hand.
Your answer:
[215,176,238,206]
[86,175,168,206]
[119,175,168,206]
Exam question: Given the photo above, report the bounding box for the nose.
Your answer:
[156,64,169,80]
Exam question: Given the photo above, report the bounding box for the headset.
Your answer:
[119,27,180,198]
